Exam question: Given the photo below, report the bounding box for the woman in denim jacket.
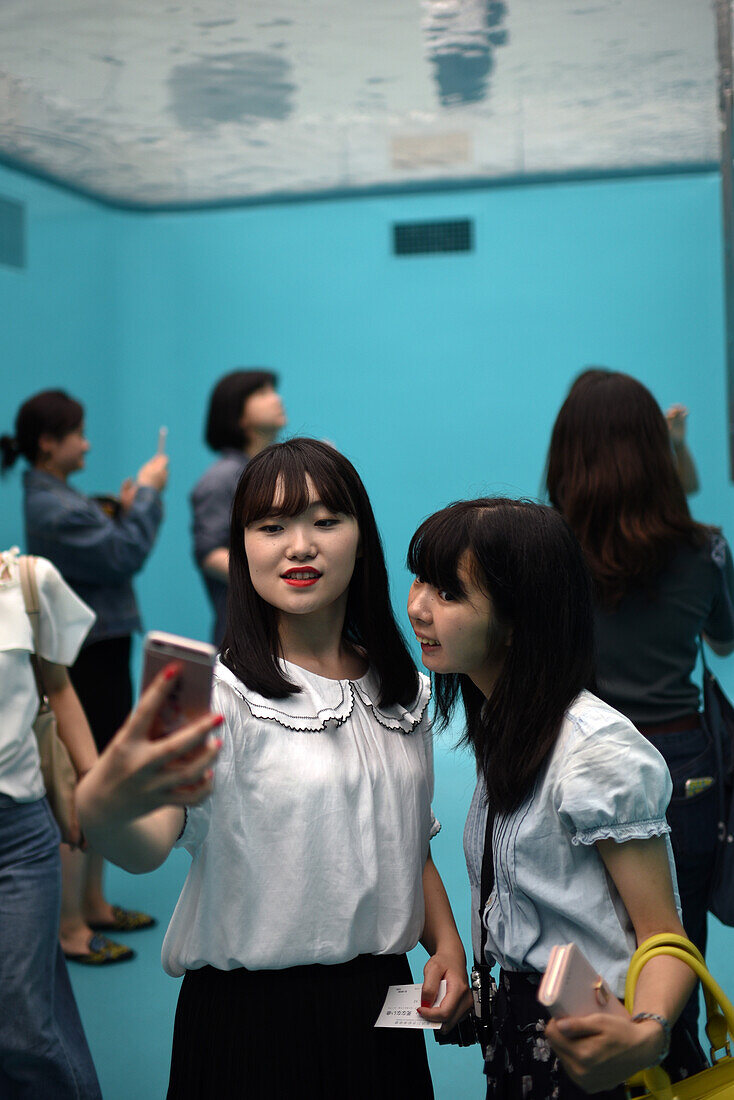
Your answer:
[2,389,168,963]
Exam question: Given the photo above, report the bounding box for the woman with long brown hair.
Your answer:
[546,367,734,1033]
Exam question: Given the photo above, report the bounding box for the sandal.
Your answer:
[88,905,157,933]
[64,933,135,965]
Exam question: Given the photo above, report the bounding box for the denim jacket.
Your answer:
[189,450,248,645]
[23,469,163,645]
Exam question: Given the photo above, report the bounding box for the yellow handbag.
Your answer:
[624,933,734,1100]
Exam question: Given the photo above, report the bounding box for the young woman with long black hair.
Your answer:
[78,438,471,1099]
[546,368,734,1032]
[407,497,704,1099]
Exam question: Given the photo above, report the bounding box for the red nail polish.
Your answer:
[212,714,224,727]
[420,998,431,1008]
[163,663,179,681]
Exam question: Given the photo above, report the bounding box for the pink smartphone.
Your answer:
[537,944,629,1019]
[141,631,216,740]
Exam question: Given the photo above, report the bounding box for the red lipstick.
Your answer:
[281,568,321,588]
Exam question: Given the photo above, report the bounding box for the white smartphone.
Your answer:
[141,631,216,740]
[537,944,629,1019]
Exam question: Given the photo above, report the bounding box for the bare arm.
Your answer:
[79,803,185,875]
[671,441,699,495]
[666,405,699,495]
[77,667,222,874]
[417,852,473,1031]
[596,837,694,1022]
[546,837,695,1091]
[37,659,98,776]
[202,548,229,583]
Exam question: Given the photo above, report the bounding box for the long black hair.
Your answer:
[205,369,278,453]
[221,438,419,707]
[1,390,84,473]
[407,498,595,813]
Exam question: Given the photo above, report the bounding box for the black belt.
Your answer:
[638,713,701,737]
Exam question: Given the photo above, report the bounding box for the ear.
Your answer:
[37,432,57,458]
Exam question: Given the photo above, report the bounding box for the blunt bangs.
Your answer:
[223,436,420,709]
[238,440,360,528]
[407,505,475,599]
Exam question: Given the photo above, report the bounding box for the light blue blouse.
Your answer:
[463,690,678,998]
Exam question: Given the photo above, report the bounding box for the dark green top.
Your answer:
[594,535,734,726]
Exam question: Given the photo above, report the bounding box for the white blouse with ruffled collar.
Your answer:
[162,658,438,976]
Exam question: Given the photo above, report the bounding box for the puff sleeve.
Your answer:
[554,715,672,847]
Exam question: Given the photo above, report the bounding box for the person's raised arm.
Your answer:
[546,837,695,1092]
[417,852,473,1031]
[76,666,222,875]
[666,405,699,495]
[27,454,167,585]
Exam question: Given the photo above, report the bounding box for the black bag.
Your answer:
[701,642,734,926]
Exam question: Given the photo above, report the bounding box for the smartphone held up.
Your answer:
[141,631,216,741]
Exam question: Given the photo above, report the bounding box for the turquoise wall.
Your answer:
[2,164,733,1098]
[3,167,730,660]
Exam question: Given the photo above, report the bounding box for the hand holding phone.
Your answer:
[76,658,223,841]
[538,944,628,1020]
[141,632,216,741]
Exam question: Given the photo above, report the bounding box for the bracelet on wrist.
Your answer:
[631,1012,671,1067]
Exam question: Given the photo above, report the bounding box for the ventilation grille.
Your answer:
[0,197,25,268]
[393,218,472,256]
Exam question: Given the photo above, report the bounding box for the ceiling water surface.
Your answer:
[0,0,720,208]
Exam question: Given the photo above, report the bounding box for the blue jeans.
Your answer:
[0,794,101,1099]
[645,725,719,1034]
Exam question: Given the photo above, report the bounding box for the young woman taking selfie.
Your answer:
[78,438,471,1099]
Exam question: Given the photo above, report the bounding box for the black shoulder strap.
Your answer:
[699,636,727,828]
[477,799,496,968]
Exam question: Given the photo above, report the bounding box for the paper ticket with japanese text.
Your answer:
[374,981,447,1029]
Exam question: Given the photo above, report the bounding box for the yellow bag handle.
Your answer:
[623,933,734,1098]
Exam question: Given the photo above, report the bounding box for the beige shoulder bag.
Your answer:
[18,555,78,844]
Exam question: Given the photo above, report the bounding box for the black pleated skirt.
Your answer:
[167,953,434,1099]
